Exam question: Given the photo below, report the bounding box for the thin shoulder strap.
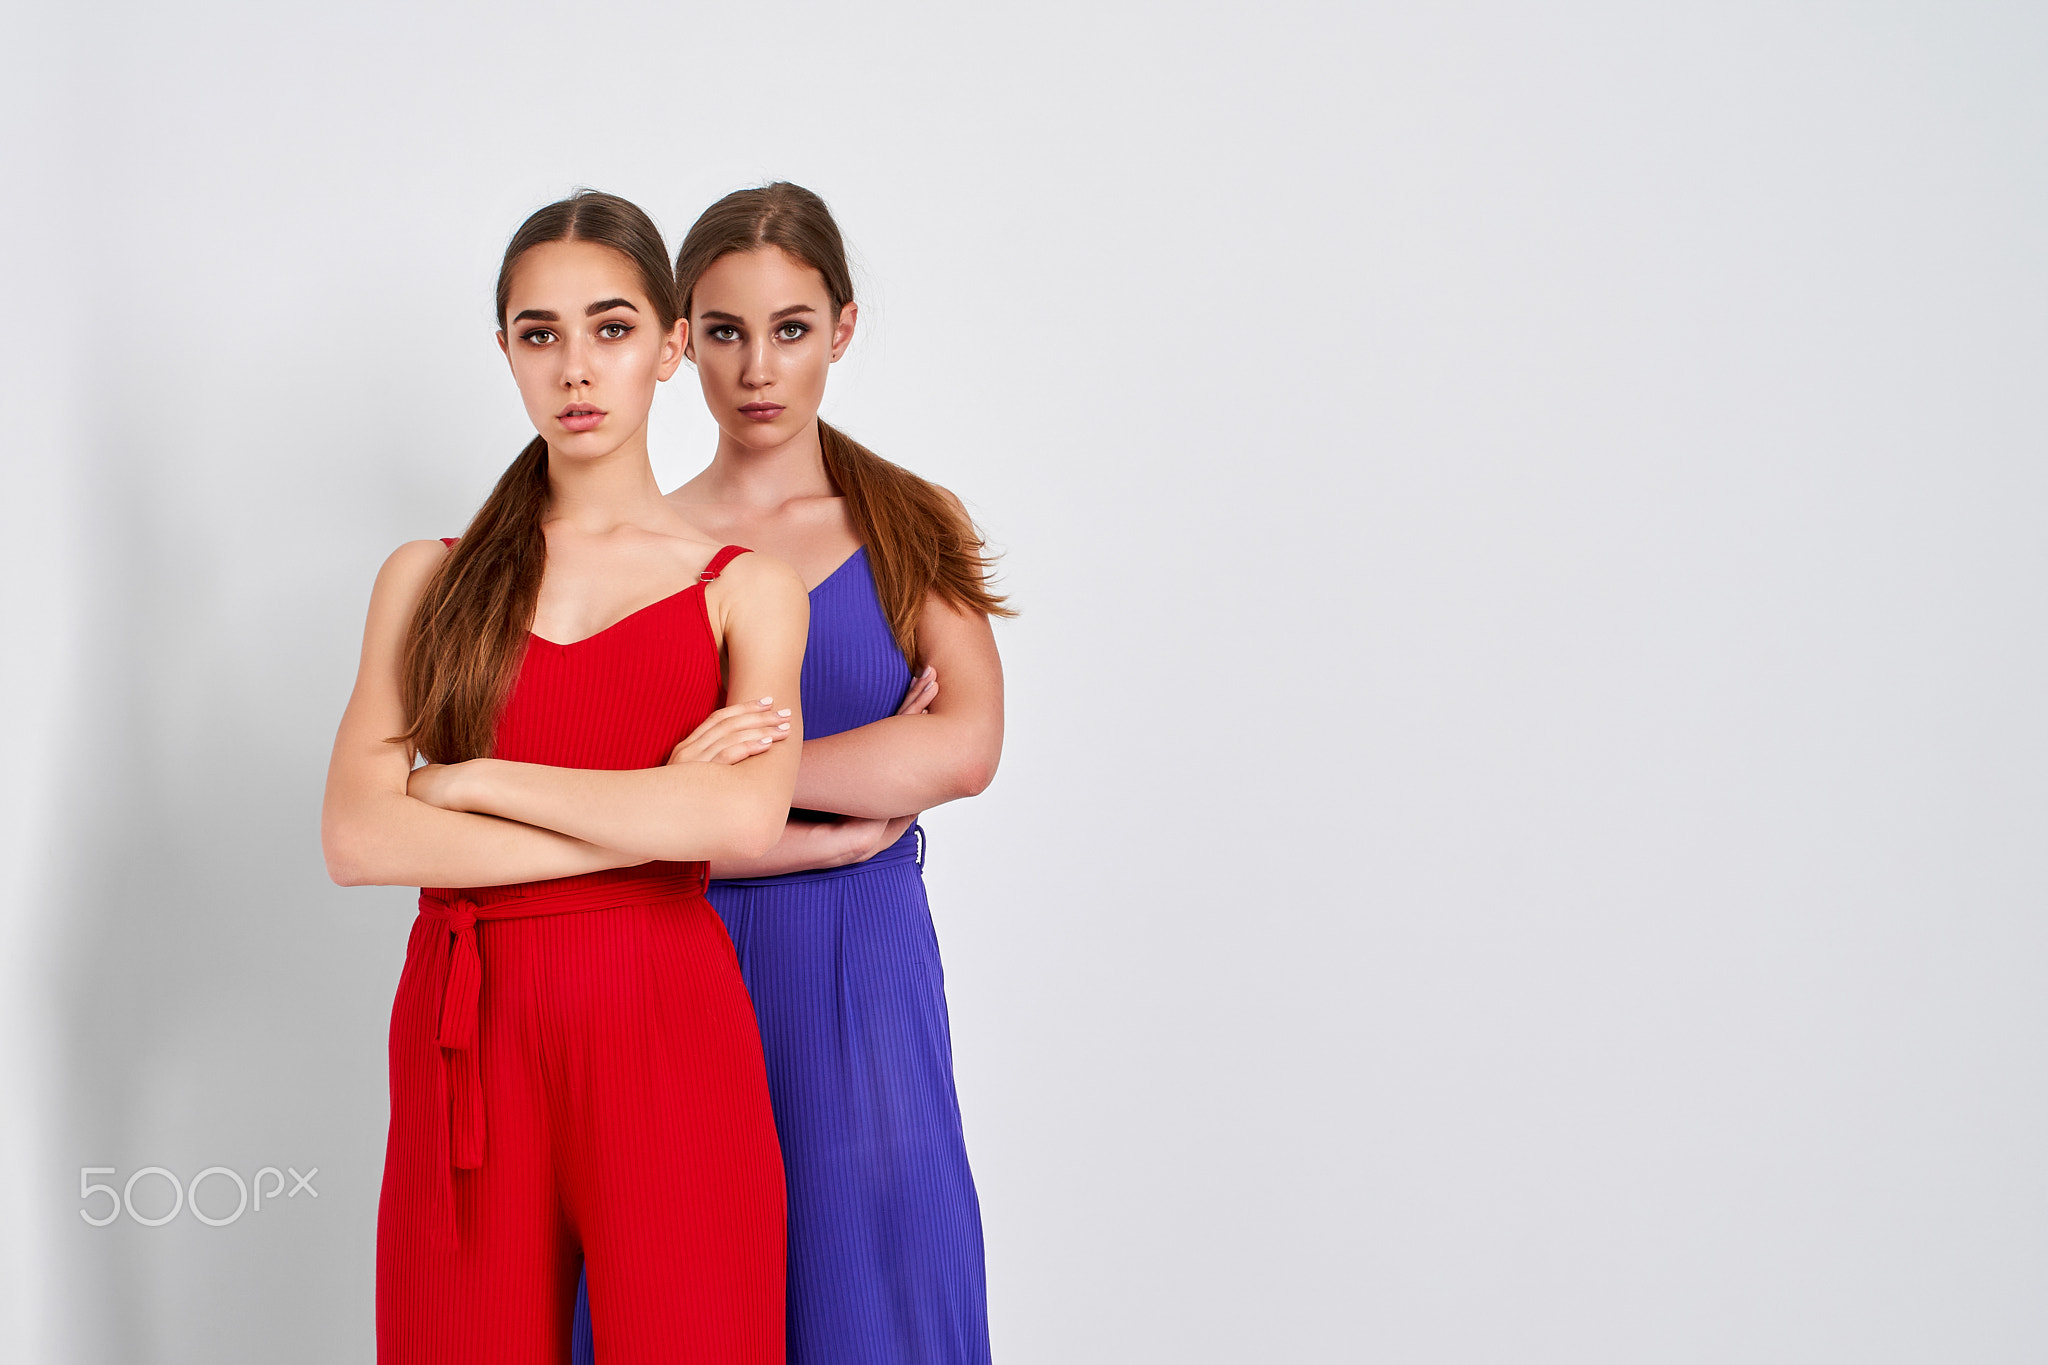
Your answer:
[700,545,752,582]
[441,537,459,547]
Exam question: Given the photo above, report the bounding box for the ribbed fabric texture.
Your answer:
[574,546,992,1365]
[379,545,785,1365]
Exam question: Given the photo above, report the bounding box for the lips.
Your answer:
[558,403,606,433]
[739,402,784,423]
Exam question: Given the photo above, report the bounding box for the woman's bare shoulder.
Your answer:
[373,538,452,591]
[359,539,452,630]
[717,546,808,603]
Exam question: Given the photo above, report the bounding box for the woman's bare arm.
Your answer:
[704,813,919,880]
[787,589,1004,819]
[702,674,933,879]
[412,552,809,862]
[321,541,646,889]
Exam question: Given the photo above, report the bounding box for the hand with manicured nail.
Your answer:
[667,696,795,766]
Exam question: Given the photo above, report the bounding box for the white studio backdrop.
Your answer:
[4,2,2046,1361]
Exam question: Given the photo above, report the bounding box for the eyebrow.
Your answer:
[510,298,641,324]
[698,304,819,324]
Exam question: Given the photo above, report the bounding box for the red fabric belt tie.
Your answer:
[414,865,709,1247]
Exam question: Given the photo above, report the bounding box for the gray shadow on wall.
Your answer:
[51,425,409,1363]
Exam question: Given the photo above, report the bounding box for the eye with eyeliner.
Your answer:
[519,321,633,346]
[703,321,811,343]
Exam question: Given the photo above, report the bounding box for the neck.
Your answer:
[699,418,839,508]
[542,426,670,530]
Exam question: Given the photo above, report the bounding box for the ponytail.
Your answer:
[818,419,1011,665]
[394,436,549,762]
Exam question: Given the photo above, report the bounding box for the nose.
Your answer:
[559,331,595,389]
[740,332,774,390]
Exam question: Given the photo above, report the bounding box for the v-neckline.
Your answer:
[808,546,865,597]
[527,580,708,650]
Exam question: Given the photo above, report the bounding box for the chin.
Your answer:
[549,430,627,460]
[730,421,797,449]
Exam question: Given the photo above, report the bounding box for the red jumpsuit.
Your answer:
[376,545,785,1364]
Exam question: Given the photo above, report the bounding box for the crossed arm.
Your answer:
[705,590,1005,879]
[320,541,808,889]
[792,592,1004,817]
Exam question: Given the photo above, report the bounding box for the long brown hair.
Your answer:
[395,189,678,762]
[674,182,1013,664]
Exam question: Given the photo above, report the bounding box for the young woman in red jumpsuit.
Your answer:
[321,190,806,1364]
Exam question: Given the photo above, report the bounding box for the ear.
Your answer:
[830,301,858,362]
[656,317,687,382]
[496,329,510,360]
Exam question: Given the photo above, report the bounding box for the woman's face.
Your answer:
[685,246,857,453]
[497,239,684,460]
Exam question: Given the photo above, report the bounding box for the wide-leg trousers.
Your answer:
[378,885,785,1364]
